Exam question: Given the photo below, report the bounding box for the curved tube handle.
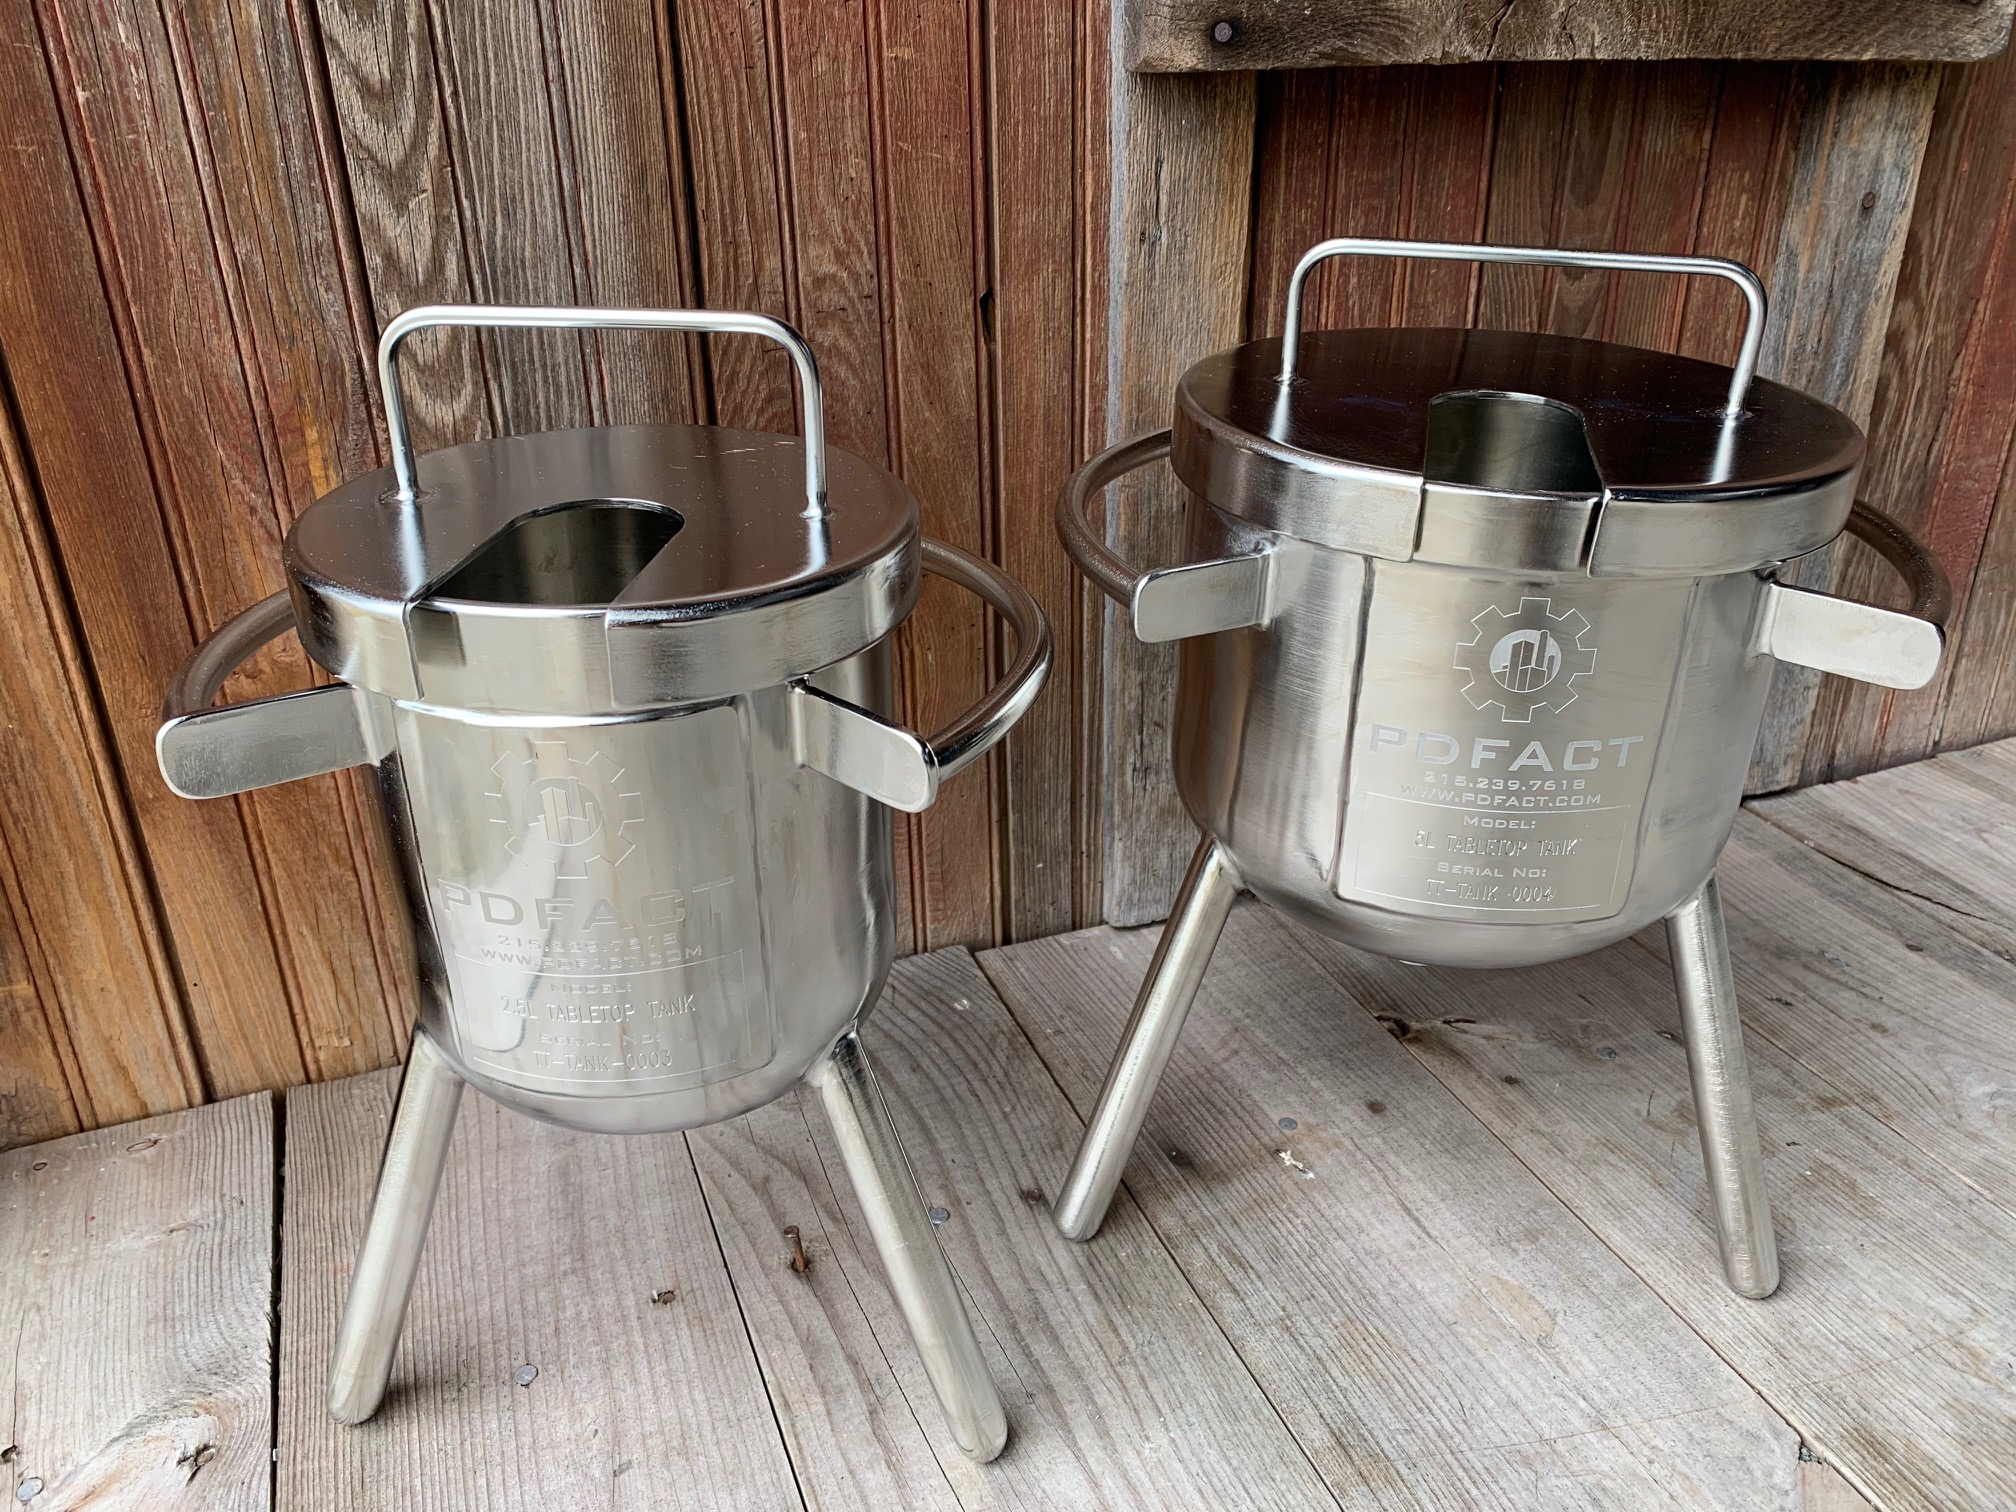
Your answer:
[378,305,827,517]
[1279,238,1766,418]
[1055,430,1273,645]
[157,593,393,799]
[1760,502,1949,691]
[791,538,1053,812]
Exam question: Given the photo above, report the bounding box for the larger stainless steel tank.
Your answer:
[157,305,1049,1459]
[1051,240,1949,1301]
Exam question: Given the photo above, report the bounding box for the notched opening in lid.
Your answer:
[1421,390,1604,497]
[427,498,684,607]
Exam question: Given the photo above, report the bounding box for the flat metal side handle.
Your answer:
[1279,238,1767,417]
[790,537,1053,812]
[157,592,393,799]
[1759,502,1950,691]
[1056,430,1273,643]
[378,305,827,517]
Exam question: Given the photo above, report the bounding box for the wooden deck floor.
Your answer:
[7,742,2016,1509]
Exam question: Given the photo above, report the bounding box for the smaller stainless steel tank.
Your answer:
[1051,240,1949,1301]
[157,305,1048,1459]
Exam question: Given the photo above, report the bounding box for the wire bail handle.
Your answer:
[377,305,829,518]
[1277,238,1768,418]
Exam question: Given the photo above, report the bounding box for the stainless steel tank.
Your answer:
[157,306,1049,1459]
[1051,240,1949,1300]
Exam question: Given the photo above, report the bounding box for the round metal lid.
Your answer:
[1173,327,1866,577]
[287,423,918,713]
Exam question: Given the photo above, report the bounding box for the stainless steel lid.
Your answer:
[1172,240,1866,578]
[285,307,918,714]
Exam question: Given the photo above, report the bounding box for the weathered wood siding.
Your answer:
[0,2,2011,1137]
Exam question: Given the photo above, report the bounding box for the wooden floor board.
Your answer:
[0,1094,274,1509]
[1751,742,2016,961]
[1289,896,2016,1511]
[687,1096,966,1512]
[16,738,2016,1506]
[1658,811,2016,1216]
[276,1071,803,1510]
[730,949,1341,1510]
[981,913,1801,1509]
[272,952,1333,1511]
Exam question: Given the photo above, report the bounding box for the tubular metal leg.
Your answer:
[328,1025,465,1423]
[811,1032,1009,1462]
[1666,874,1780,1299]
[1053,835,1240,1243]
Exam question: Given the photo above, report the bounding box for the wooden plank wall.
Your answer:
[0,3,2012,1139]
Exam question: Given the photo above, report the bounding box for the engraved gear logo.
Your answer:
[1453,596,1596,723]
[486,740,644,877]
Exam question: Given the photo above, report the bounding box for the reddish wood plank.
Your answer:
[171,0,414,1080]
[314,0,490,455]
[673,0,795,431]
[424,0,595,434]
[988,0,1082,941]
[1931,243,2016,751]
[1311,66,1415,327]
[39,0,409,1089]
[1678,64,1801,365]
[1393,64,1497,325]
[772,0,888,463]
[1541,65,1639,338]
[1255,64,1492,337]
[769,0,918,957]
[1073,0,1114,930]
[1478,63,1577,330]
[178,0,419,1066]
[870,0,998,949]
[1941,437,2016,752]
[1488,63,1713,350]
[1606,63,1718,349]
[0,382,189,1136]
[1247,69,1338,338]
[402,0,702,430]
[3,0,304,1102]
[0,850,81,1151]
[543,0,704,429]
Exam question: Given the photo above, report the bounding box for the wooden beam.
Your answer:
[1802,43,2016,779]
[1748,63,1938,791]
[1125,0,2015,72]
[1096,60,1257,927]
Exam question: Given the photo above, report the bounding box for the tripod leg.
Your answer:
[811,1032,1009,1462]
[1666,874,1780,1299]
[328,1025,465,1423]
[1053,836,1239,1242]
